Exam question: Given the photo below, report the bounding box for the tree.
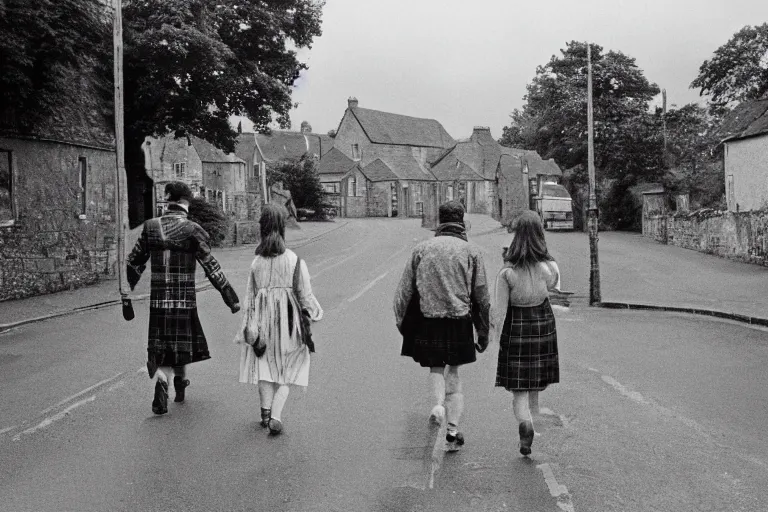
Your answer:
[121,0,325,222]
[187,196,230,246]
[500,42,662,185]
[0,0,111,132]
[691,23,768,109]
[268,157,324,210]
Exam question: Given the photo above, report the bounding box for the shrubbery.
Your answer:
[188,197,230,247]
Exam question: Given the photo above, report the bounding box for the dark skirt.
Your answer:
[146,307,211,377]
[402,316,476,368]
[495,298,559,391]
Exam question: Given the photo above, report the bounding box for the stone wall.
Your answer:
[0,137,116,301]
[643,210,768,266]
[367,181,391,217]
[226,220,260,246]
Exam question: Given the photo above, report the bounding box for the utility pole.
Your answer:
[662,88,668,167]
[587,43,601,305]
[114,0,133,320]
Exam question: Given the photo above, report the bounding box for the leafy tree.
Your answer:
[500,41,662,186]
[0,0,111,132]
[268,157,324,210]
[691,23,768,109]
[187,196,230,246]
[121,0,325,221]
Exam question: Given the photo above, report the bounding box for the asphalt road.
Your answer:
[1,218,767,511]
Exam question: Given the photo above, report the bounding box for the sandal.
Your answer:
[260,408,271,428]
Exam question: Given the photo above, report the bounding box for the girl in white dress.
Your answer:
[234,204,323,434]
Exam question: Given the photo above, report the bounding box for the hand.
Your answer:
[475,335,489,353]
[231,302,241,314]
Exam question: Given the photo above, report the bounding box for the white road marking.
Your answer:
[311,251,362,279]
[38,372,124,417]
[600,374,651,406]
[537,463,575,512]
[13,395,97,441]
[347,272,389,302]
[0,426,17,436]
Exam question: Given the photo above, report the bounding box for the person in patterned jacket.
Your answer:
[394,200,490,452]
[127,182,240,415]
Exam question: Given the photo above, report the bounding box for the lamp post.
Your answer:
[587,43,601,305]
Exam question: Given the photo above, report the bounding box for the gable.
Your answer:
[361,159,399,182]
[317,147,357,175]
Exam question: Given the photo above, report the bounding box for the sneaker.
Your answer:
[445,431,465,452]
[519,420,534,456]
[429,405,445,425]
[152,380,168,415]
[173,377,190,403]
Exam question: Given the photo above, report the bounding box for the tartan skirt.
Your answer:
[495,298,559,391]
[402,316,476,368]
[146,307,211,374]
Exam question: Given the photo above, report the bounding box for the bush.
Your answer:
[188,197,231,246]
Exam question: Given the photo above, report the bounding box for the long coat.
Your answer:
[127,205,238,376]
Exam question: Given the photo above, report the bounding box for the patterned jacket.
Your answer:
[394,234,490,341]
[127,206,239,311]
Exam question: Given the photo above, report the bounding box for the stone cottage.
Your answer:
[718,98,768,212]
[326,97,455,218]
[0,70,117,300]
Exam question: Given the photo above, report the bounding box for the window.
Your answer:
[351,144,360,161]
[0,150,13,225]
[323,183,339,194]
[348,176,357,197]
[78,157,87,216]
[174,162,186,178]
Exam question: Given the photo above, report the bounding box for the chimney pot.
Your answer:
[348,97,359,109]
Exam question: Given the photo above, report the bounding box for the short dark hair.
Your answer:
[438,200,465,224]
[255,204,287,257]
[164,181,193,202]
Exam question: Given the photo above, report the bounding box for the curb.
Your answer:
[595,301,768,327]
[0,222,348,334]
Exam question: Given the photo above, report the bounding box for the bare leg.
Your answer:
[271,385,291,421]
[444,365,464,434]
[258,381,276,427]
[529,390,540,416]
[513,391,535,456]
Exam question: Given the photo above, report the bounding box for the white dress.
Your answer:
[234,249,323,387]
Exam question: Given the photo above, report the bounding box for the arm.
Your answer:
[546,260,561,291]
[393,251,418,332]
[470,252,491,351]
[194,227,240,313]
[234,268,258,345]
[490,268,511,346]
[126,223,150,290]
[297,259,323,321]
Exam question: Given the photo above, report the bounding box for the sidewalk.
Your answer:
[0,220,347,331]
[467,214,768,325]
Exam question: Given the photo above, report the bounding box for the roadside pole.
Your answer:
[587,43,601,305]
[114,0,133,320]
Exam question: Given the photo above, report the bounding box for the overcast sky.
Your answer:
[234,0,768,140]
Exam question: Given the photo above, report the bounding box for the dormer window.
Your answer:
[351,144,360,161]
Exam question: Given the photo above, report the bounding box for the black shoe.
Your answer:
[268,418,283,435]
[260,408,271,428]
[173,377,190,403]
[519,420,534,456]
[446,431,465,452]
[152,380,168,415]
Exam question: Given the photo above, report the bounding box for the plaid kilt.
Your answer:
[402,316,476,367]
[495,298,559,391]
[147,306,210,372]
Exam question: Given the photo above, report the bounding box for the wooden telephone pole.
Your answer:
[587,43,601,305]
[114,0,133,320]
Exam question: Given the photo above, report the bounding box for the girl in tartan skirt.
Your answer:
[491,210,561,456]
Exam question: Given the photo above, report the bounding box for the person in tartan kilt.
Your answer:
[394,200,490,452]
[127,182,240,415]
[491,210,561,456]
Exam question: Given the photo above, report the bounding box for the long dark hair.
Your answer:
[255,204,287,257]
[504,210,553,267]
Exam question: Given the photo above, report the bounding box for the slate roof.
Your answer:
[255,130,333,162]
[361,159,400,182]
[190,136,245,164]
[375,153,437,181]
[720,99,768,142]
[429,151,485,181]
[317,147,358,176]
[350,107,455,148]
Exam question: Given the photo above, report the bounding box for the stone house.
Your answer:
[719,98,768,212]
[328,98,455,218]
[0,71,117,300]
[142,135,204,217]
[316,147,358,212]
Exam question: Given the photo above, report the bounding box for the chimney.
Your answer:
[300,120,312,133]
[348,96,359,109]
[471,126,493,142]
